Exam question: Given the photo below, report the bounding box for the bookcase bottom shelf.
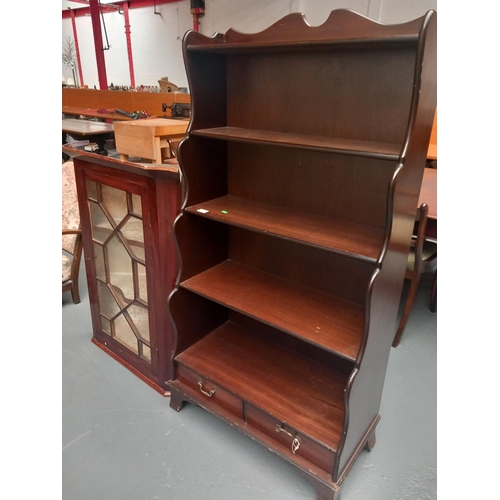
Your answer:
[170,320,351,474]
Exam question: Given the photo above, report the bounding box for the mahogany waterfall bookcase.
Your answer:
[166,9,437,500]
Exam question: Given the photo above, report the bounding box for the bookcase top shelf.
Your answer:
[185,9,433,53]
[192,127,402,160]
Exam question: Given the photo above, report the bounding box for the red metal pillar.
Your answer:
[123,2,136,88]
[190,0,205,31]
[89,0,108,90]
[70,9,84,87]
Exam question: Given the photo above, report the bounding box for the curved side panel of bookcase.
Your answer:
[334,11,437,483]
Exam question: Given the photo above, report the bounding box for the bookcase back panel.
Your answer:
[229,227,374,305]
[226,48,415,144]
[230,311,354,375]
[187,52,227,129]
[228,142,395,228]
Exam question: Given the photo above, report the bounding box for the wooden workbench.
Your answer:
[114,118,189,163]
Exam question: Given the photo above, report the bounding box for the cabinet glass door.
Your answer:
[86,180,152,364]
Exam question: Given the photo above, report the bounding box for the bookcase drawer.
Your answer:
[176,364,243,418]
[245,403,336,474]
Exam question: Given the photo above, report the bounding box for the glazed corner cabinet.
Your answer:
[73,153,180,395]
[166,9,437,500]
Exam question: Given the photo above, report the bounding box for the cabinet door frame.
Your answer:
[75,163,165,387]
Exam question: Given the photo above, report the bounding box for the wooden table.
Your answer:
[418,167,437,240]
[426,111,437,161]
[63,106,130,121]
[62,118,115,156]
[113,118,188,164]
[427,143,437,161]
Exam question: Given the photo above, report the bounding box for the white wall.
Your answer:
[62,0,437,89]
[378,0,437,23]
[62,1,192,88]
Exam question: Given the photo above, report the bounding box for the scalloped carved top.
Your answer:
[185,9,436,51]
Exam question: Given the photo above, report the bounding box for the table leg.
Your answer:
[62,132,70,162]
[94,134,111,156]
[153,137,162,164]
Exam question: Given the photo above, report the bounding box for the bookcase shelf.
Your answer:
[186,195,385,262]
[175,321,348,449]
[180,260,364,361]
[192,127,402,160]
[167,9,436,499]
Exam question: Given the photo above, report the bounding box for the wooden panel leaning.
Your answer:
[167,9,437,500]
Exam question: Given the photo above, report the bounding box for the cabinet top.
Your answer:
[185,9,436,52]
[64,146,180,178]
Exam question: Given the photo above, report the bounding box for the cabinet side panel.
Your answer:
[337,13,437,481]
[178,136,228,207]
[184,49,227,131]
[73,159,103,339]
[227,49,415,144]
[175,213,229,282]
[153,176,181,383]
[169,288,228,356]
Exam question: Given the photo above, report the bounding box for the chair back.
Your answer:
[62,161,80,253]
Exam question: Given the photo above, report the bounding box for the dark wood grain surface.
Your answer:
[186,195,385,261]
[169,8,437,496]
[180,260,364,361]
[175,320,348,448]
[192,127,401,160]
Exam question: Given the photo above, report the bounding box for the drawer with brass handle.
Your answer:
[245,403,336,474]
[176,364,243,418]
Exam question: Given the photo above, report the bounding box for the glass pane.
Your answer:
[128,303,150,343]
[90,181,151,367]
[94,242,105,281]
[86,180,98,201]
[98,281,121,319]
[89,201,113,244]
[141,344,151,362]
[101,315,111,335]
[101,185,128,226]
[130,193,142,217]
[106,234,134,301]
[113,313,138,354]
[137,262,148,303]
[120,216,145,262]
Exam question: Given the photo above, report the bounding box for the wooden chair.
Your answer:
[392,203,437,347]
[62,160,83,304]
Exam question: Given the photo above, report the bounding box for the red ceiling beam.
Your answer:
[62,0,181,19]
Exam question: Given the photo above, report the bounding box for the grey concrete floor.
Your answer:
[62,260,437,500]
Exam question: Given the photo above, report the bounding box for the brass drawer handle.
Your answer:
[276,424,301,454]
[198,380,216,397]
